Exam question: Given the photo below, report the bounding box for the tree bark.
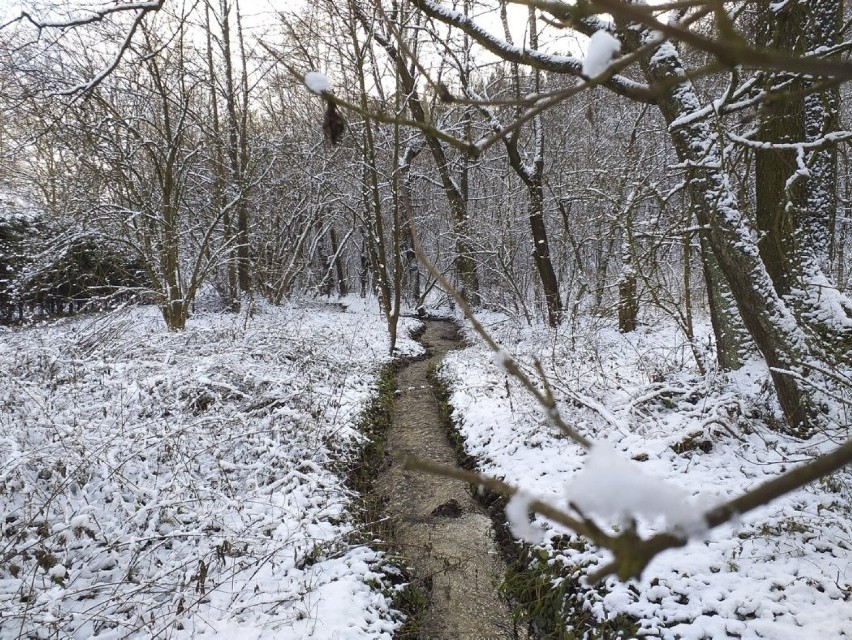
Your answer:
[220,0,251,296]
[497,4,562,326]
[753,0,852,365]
[804,0,841,265]
[204,1,238,310]
[329,227,348,297]
[698,232,750,370]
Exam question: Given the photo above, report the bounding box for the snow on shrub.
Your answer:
[0,303,421,638]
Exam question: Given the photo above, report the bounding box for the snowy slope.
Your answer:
[441,311,852,639]
[0,301,421,639]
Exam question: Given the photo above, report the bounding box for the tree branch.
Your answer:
[408,0,655,103]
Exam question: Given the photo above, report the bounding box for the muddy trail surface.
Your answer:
[377,320,520,640]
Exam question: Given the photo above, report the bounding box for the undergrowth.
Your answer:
[0,307,418,638]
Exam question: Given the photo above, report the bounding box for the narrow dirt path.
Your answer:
[377,320,518,639]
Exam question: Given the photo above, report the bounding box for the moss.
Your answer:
[427,360,476,471]
[347,361,399,502]
[345,358,401,554]
[393,581,431,638]
[499,544,639,639]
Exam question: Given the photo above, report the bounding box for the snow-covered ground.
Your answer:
[3,298,850,639]
[0,301,421,639]
[441,311,852,639]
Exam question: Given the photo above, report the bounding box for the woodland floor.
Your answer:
[1,303,849,639]
[376,320,521,640]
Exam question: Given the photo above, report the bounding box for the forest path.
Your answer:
[377,320,520,640]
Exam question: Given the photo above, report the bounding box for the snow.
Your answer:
[505,491,545,544]
[0,190,42,223]
[415,0,648,97]
[439,309,852,638]
[304,71,329,94]
[492,348,510,372]
[583,30,621,78]
[565,444,706,535]
[0,300,423,638]
[2,291,850,638]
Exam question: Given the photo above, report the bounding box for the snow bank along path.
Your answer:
[0,303,422,639]
[440,311,852,639]
[375,320,518,639]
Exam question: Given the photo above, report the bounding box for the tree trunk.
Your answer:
[638,38,817,434]
[496,3,562,326]
[804,0,841,266]
[698,232,750,370]
[754,0,852,365]
[354,3,480,306]
[206,1,238,309]
[316,222,333,297]
[329,227,348,297]
[530,182,563,327]
[618,271,637,333]
[754,0,807,300]
[617,212,637,333]
[399,144,423,305]
[359,240,369,298]
[220,0,251,296]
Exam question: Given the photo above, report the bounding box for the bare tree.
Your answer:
[399,0,852,435]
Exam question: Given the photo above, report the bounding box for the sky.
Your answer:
[0,0,584,53]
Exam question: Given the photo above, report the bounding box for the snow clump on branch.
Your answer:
[582,30,621,79]
[505,491,546,543]
[565,444,706,535]
[304,71,329,94]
